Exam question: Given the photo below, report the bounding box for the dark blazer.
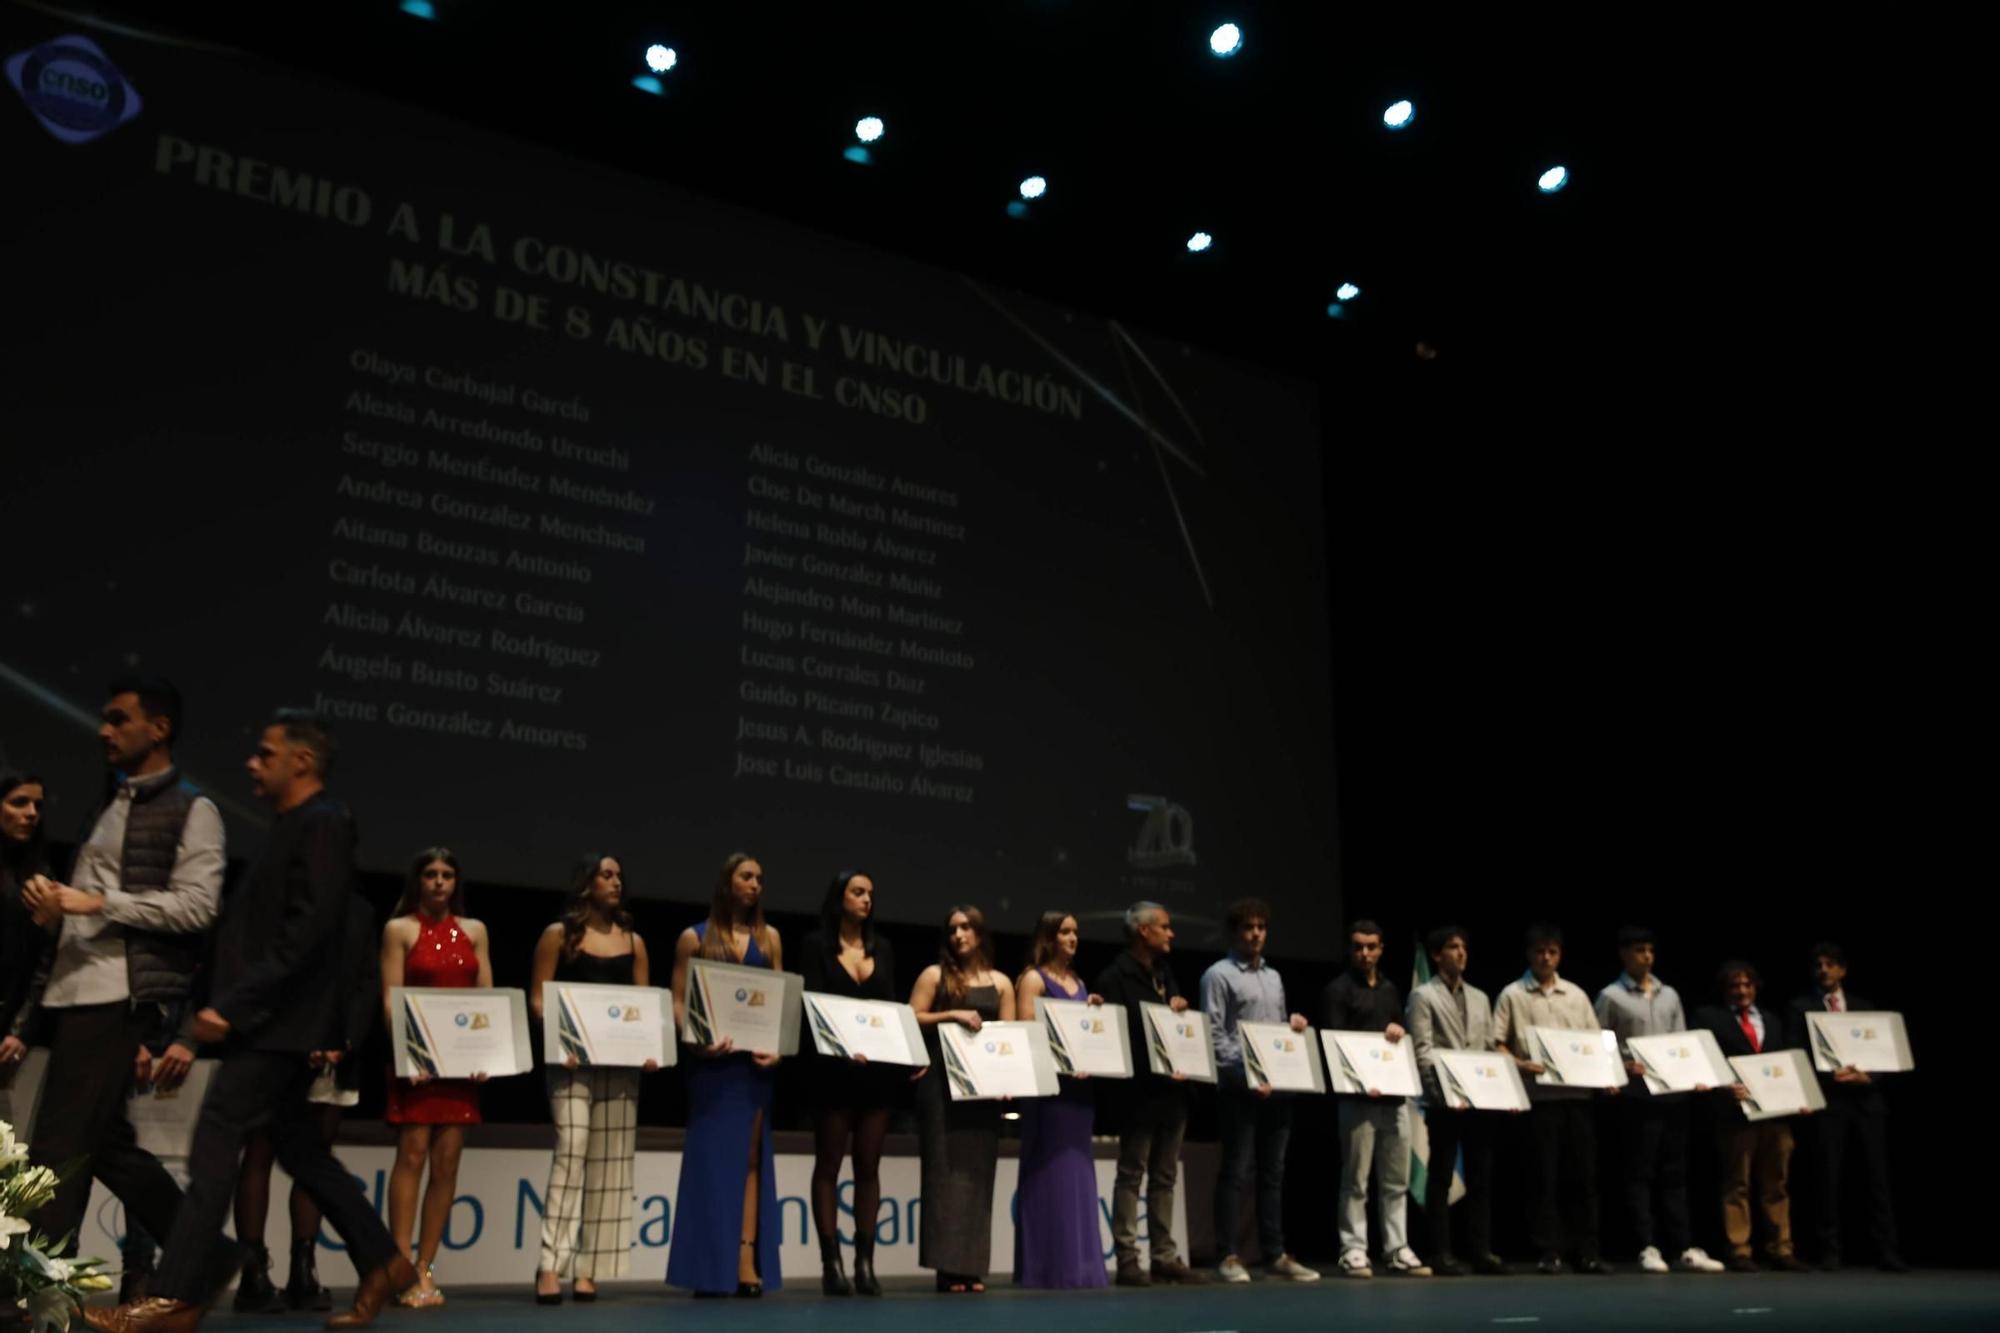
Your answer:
[1696,1002,1793,1061]
[1095,949,1187,1117]
[204,791,356,1053]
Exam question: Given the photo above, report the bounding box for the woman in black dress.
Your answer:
[799,870,900,1297]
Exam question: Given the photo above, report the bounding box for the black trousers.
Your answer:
[1421,1104,1496,1263]
[152,1050,397,1301]
[1526,1098,1600,1261]
[1616,1093,1691,1254]
[28,1002,185,1258]
[1811,1095,1897,1260]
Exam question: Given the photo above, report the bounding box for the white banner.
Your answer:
[75,1142,1185,1285]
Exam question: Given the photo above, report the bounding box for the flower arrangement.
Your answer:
[1,1121,112,1333]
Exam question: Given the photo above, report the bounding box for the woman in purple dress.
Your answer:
[1013,910,1110,1289]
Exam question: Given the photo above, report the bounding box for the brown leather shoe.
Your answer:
[1152,1258,1210,1284]
[326,1255,420,1330]
[81,1298,204,1333]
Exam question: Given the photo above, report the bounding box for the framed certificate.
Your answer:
[1434,1050,1531,1112]
[1323,1029,1421,1098]
[803,993,928,1067]
[1240,1020,1326,1094]
[938,1020,1059,1101]
[1730,1049,1829,1121]
[392,987,531,1079]
[544,984,674,1068]
[682,958,803,1056]
[1804,1011,1914,1074]
[1628,1030,1733,1093]
[1530,1026,1629,1089]
[1139,1002,1216,1083]
[1039,999,1132,1078]
[128,1059,220,1157]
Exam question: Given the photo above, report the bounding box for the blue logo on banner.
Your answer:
[5,34,143,144]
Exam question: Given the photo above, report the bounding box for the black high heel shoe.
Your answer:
[533,1270,562,1306]
[736,1241,763,1297]
[852,1253,880,1297]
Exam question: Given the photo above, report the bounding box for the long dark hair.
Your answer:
[394,846,464,919]
[0,771,49,876]
[560,851,635,960]
[700,852,775,967]
[937,904,993,1003]
[1026,909,1076,973]
[818,869,876,958]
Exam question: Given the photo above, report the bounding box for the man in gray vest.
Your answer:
[14,676,224,1258]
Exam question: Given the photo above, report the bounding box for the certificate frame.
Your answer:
[682,958,803,1056]
[1323,1029,1422,1099]
[1627,1029,1733,1093]
[1138,1002,1217,1083]
[1434,1049,1531,1112]
[391,986,532,1079]
[1039,998,1133,1078]
[1804,1011,1914,1074]
[938,1020,1060,1101]
[1529,1026,1629,1089]
[802,992,928,1067]
[1240,1020,1327,1094]
[543,983,675,1069]
[1731,1048,1830,1121]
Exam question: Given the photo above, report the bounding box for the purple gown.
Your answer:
[1013,970,1110,1288]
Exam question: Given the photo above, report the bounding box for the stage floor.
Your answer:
[201,1271,2000,1332]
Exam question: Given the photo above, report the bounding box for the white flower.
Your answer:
[0,1213,31,1250]
[44,1256,73,1282]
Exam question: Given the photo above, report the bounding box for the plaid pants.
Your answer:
[538,1067,640,1277]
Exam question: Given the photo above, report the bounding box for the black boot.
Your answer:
[233,1243,286,1314]
[820,1235,852,1296]
[285,1237,333,1311]
[852,1236,881,1297]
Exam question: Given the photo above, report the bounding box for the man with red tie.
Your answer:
[1694,962,1810,1273]
[1787,943,1904,1272]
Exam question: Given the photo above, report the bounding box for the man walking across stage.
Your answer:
[1094,902,1207,1286]
[1203,898,1319,1284]
[1319,919,1428,1278]
[7,677,222,1264]
[1593,927,1725,1274]
[86,711,414,1333]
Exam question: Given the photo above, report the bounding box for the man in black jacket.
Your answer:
[1787,942,1904,1272]
[1094,901,1205,1286]
[1694,961,1810,1274]
[86,711,413,1333]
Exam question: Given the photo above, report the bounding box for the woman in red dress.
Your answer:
[380,847,492,1307]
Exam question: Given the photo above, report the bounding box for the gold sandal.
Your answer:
[397,1264,446,1308]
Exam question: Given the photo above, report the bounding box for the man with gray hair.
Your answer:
[1093,902,1206,1286]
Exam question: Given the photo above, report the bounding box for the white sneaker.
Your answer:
[1269,1254,1321,1282]
[1217,1256,1251,1284]
[1339,1250,1373,1279]
[1678,1247,1726,1273]
[1385,1247,1432,1277]
[1639,1246,1669,1274]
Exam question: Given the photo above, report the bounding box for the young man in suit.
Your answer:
[1787,942,1905,1272]
[85,712,414,1333]
[1406,926,1511,1277]
[1694,961,1811,1274]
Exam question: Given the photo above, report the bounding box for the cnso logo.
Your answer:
[5,34,143,144]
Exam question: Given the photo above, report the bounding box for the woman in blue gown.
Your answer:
[667,853,784,1296]
[1013,910,1111,1289]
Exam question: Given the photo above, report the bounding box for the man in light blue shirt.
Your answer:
[1201,898,1318,1284]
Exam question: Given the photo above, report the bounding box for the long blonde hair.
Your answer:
[700,851,775,967]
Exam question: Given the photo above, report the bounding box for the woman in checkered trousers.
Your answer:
[529,853,657,1303]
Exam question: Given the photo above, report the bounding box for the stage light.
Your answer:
[1018,175,1047,201]
[1209,23,1243,57]
[631,75,665,96]
[1336,282,1361,301]
[1001,1110,1023,1121]
[645,45,677,74]
[1538,164,1569,193]
[1383,99,1414,130]
[1006,200,1030,220]
[1325,303,1346,319]
[398,0,436,18]
[1186,231,1213,253]
[843,146,873,165]
[855,116,884,144]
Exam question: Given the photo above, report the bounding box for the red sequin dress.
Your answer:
[385,912,483,1124]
